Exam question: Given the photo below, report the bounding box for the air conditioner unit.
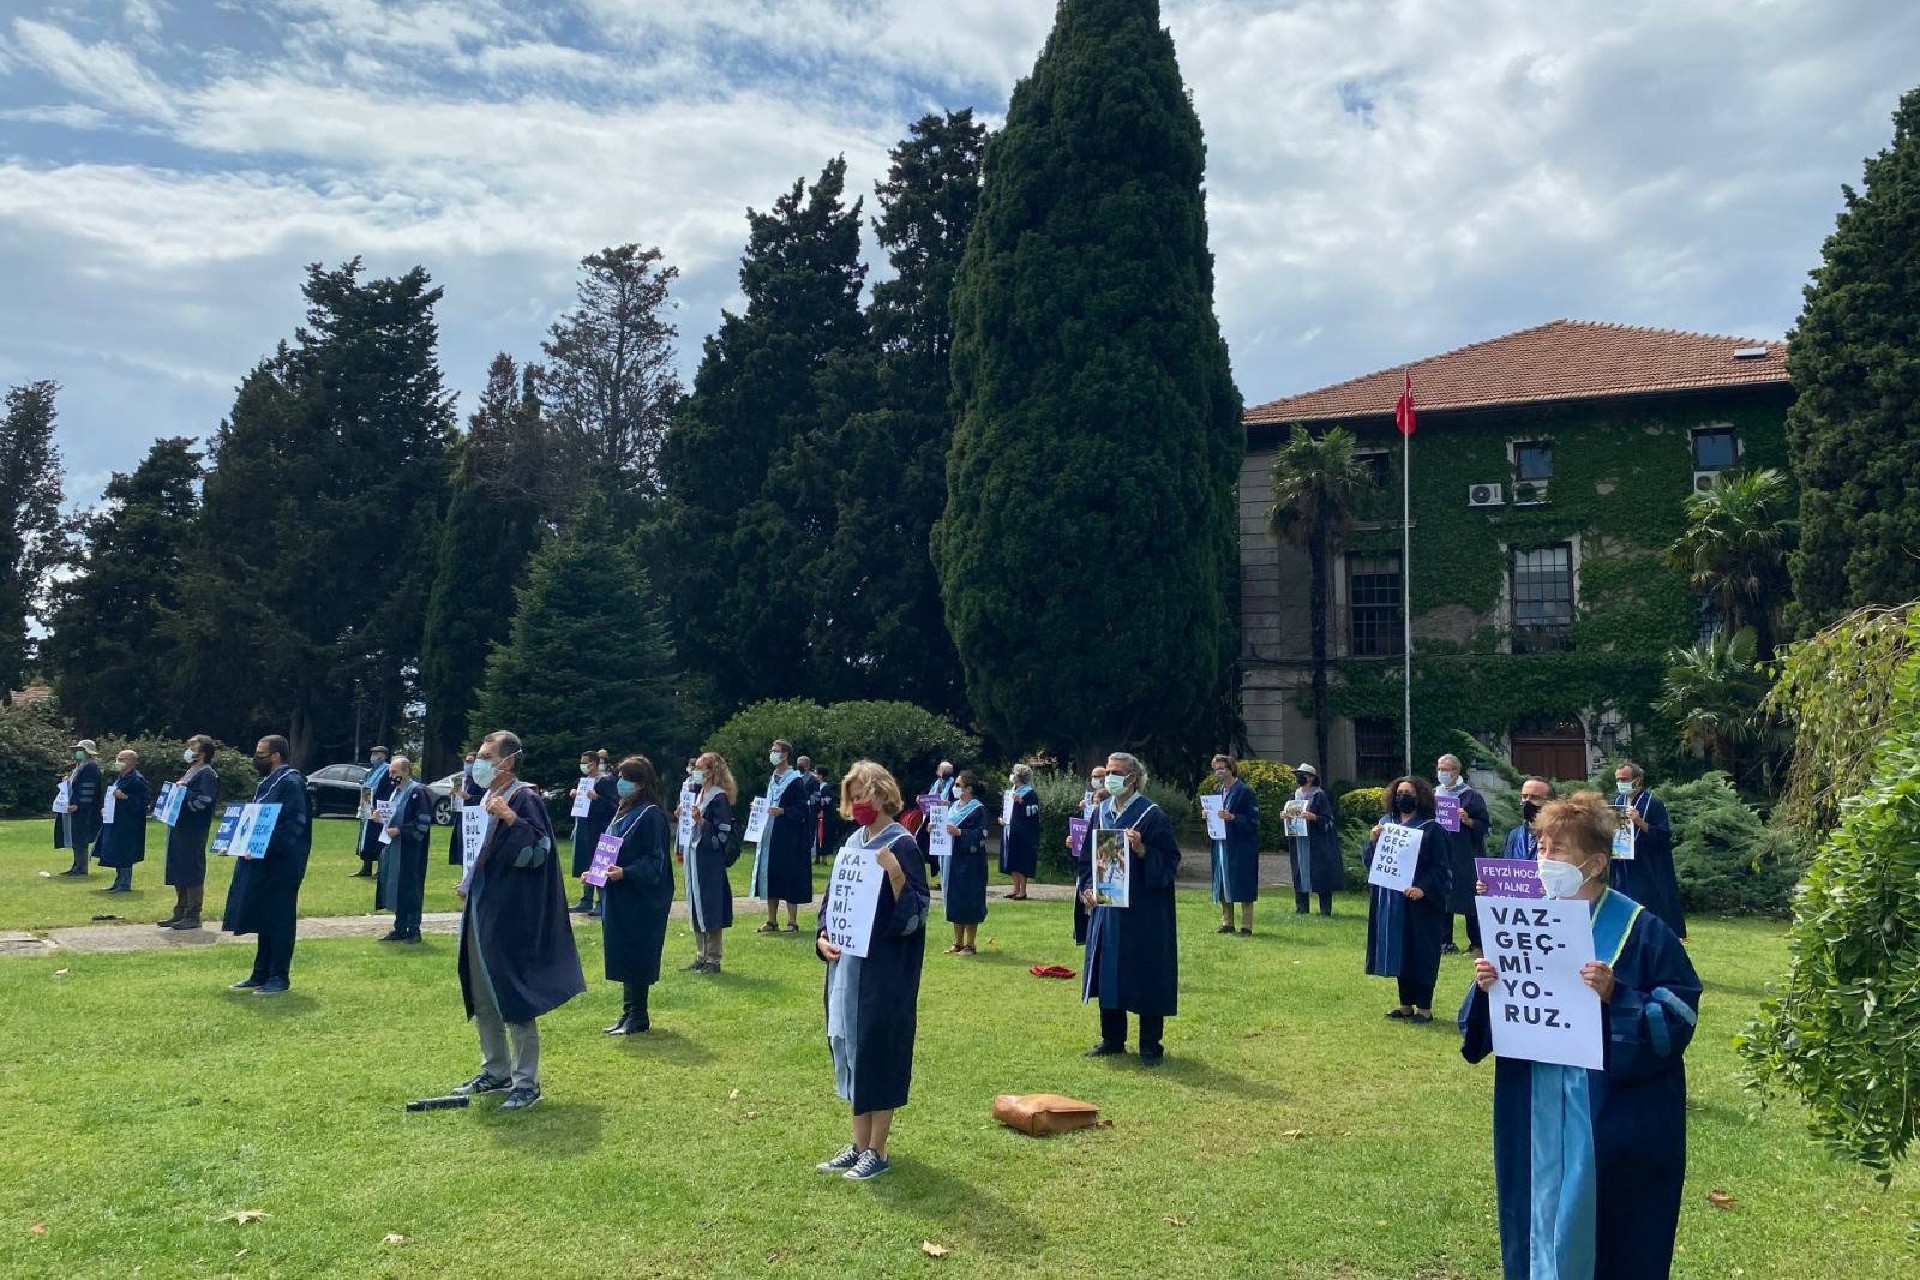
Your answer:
[1467,482,1504,508]
[1512,480,1549,506]
[1692,469,1725,495]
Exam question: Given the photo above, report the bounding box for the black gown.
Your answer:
[375,780,434,927]
[819,825,930,1113]
[943,803,990,925]
[754,770,814,903]
[221,767,312,940]
[1079,795,1181,1017]
[94,770,151,868]
[570,773,619,876]
[600,804,674,986]
[457,782,586,1025]
[685,791,737,933]
[164,766,220,887]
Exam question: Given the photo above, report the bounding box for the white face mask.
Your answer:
[1103,773,1127,796]
[1437,770,1457,788]
[1616,780,1633,796]
[769,752,784,766]
[182,749,195,764]
[690,770,705,786]
[1536,857,1589,899]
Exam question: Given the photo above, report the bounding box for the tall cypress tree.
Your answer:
[42,437,203,734]
[419,354,549,774]
[1787,86,1920,625]
[469,485,685,787]
[811,111,986,713]
[656,158,869,708]
[935,0,1243,769]
[0,381,66,699]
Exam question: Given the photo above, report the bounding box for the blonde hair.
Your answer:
[1536,791,1614,865]
[697,751,738,806]
[839,760,903,821]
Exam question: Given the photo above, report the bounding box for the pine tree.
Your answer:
[41,437,203,733]
[181,261,456,761]
[0,381,67,699]
[811,111,986,712]
[935,0,1243,770]
[469,485,685,787]
[419,355,550,774]
[656,158,870,708]
[1787,86,1920,625]
[540,245,684,517]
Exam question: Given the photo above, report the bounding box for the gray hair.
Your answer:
[1617,759,1645,783]
[389,754,412,775]
[482,730,524,768]
[1106,751,1146,785]
[1010,763,1033,785]
[1437,753,1463,772]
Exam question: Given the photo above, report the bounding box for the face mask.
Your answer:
[769,751,784,766]
[1616,780,1633,796]
[112,762,127,774]
[471,758,498,788]
[1437,770,1456,788]
[372,756,386,767]
[1008,775,1019,786]
[616,779,637,798]
[1521,799,1541,823]
[1537,857,1588,899]
[1214,769,1230,784]
[74,751,86,763]
[1393,792,1416,815]
[581,763,593,776]
[1103,773,1127,796]
[182,749,196,764]
[253,755,273,776]
[1293,774,1310,787]
[954,789,969,803]
[851,800,879,827]
[690,770,706,786]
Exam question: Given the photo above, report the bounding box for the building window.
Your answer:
[1691,427,1739,471]
[1510,719,1588,780]
[1348,554,1403,657]
[1513,441,1553,481]
[1511,543,1574,653]
[1356,450,1391,488]
[1353,717,1401,781]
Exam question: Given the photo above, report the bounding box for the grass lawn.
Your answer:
[1,828,1914,1277]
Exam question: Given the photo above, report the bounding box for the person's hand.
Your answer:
[875,846,900,875]
[455,883,469,900]
[1302,809,1317,822]
[1221,810,1235,823]
[769,805,783,818]
[693,805,705,822]
[1370,823,1384,841]
[1079,887,1097,909]
[1474,879,1488,895]
[1461,814,1476,829]
[484,792,515,824]
[605,866,625,883]
[113,788,126,801]
[671,805,681,820]
[385,827,400,840]
[1630,810,1648,832]
[1581,961,1616,1002]
[946,823,961,837]
[816,936,842,961]
[1474,958,1497,992]
[1405,886,1424,901]
[1126,828,1143,852]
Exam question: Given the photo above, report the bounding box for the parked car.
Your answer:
[427,772,465,826]
[306,763,370,818]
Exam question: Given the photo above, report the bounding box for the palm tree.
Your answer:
[1663,468,1796,657]
[1268,425,1377,775]
[1654,626,1783,785]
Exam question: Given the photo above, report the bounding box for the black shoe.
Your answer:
[571,899,593,913]
[229,976,264,990]
[168,918,202,931]
[682,960,706,972]
[156,914,180,928]
[605,1008,642,1035]
[452,1073,511,1096]
[106,884,131,894]
[58,868,88,877]
[379,930,404,942]
[253,978,290,996]
[500,1087,542,1111]
[1440,941,1460,955]
[351,869,373,878]
[399,933,422,944]
[1216,924,1234,934]
[1239,927,1253,936]
[1084,1041,1126,1057]
[1139,1047,1166,1067]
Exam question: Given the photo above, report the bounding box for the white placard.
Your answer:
[1284,800,1308,839]
[1000,791,1015,829]
[1200,794,1226,842]
[1090,829,1130,908]
[822,841,886,958]
[461,805,490,872]
[571,783,594,818]
[926,803,952,860]
[230,803,281,860]
[157,782,186,827]
[101,788,118,826]
[744,796,770,844]
[1366,822,1423,892]
[53,780,71,815]
[676,790,698,853]
[1475,868,1604,1071]
[1610,807,1636,860]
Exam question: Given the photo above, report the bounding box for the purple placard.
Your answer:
[917,793,939,814]
[1068,816,1090,860]
[1435,792,1461,832]
[582,832,622,887]
[1475,857,1543,900]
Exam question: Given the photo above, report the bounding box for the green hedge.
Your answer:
[1198,759,1294,851]
[0,699,69,817]
[705,699,979,795]
[1028,769,1196,883]
[93,734,262,806]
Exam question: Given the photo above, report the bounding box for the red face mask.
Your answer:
[851,800,880,827]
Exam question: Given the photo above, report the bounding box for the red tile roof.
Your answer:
[1244,320,1790,426]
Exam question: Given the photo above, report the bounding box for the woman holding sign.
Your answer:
[813,762,930,1182]
[159,735,220,931]
[754,740,813,934]
[376,756,434,943]
[96,750,150,893]
[1286,763,1342,917]
[597,756,674,1035]
[942,770,989,954]
[682,752,739,974]
[1208,754,1260,935]
[998,764,1040,899]
[1462,792,1701,1280]
[1362,776,1449,1023]
[1079,753,1182,1065]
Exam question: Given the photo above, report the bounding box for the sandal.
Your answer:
[1410,1011,1434,1024]
[944,945,964,954]
[784,923,799,933]
[961,945,977,956]
[1385,1008,1414,1020]
[756,923,780,934]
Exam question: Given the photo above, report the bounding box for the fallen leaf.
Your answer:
[52,968,69,978]
[728,1088,741,1101]
[1706,1190,1736,1210]
[1162,1215,1191,1228]
[383,1233,408,1245]
[29,1224,46,1236]
[220,1209,269,1225]
[921,1241,950,1258]
[745,1110,759,1119]
[1281,1129,1306,1140]
[234,1249,249,1260]
[38,870,52,878]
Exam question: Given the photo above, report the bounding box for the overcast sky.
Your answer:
[2,0,1913,508]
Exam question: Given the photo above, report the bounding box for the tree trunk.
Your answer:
[1309,525,1331,776]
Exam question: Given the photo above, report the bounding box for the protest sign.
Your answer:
[582,832,622,887]
[1436,792,1461,833]
[1366,822,1423,892]
[926,803,952,860]
[1001,791,1015,830]
[744,796,770,844]
[1067,816,1090,861]
[1610,806,1636,860]
[1090,829,1130,908]
[101,788,117,827]
[52,780,70,815]
[1473,858,1604,1070]
[676,795,698,854]
[157,782,186,828]
[211,804,244,855]
[822,842,886,958]
[461,806,490,872]
[571,784,594,819]
[231,804,281,860]
[1200,795,1226,842]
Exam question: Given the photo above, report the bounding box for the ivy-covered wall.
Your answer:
[1245,386,1793,785]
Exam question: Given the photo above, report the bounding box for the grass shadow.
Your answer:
[611,1026,717,1066]
[1130,1052,1288,1104]
[478,1099,606,1156]
[861,1152,1044,1254]
[698,970,781,991]
[231,991,323,1016]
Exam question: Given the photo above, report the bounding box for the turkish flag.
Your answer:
[1394,371,1416,437]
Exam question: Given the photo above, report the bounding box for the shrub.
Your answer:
[705,699,979,795]
[95,734,261,806]
[1662,772,1799,917]
[0,698,70,817]
[1198,759,1294,851]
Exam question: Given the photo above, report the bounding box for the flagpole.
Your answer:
[1402,410,1413,777]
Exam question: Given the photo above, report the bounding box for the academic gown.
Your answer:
[943,802,990,925]
[753,769,814,903]
[601,804,673,986]
[1442,785,1493,916]
[1501,826,1538,861]
[458,781,586,1025]
[1000,785,1040,877]
[374,780,434,913]
[222,767,312,936]
[819,824,930,1113]
[1608,791,1687,938]
[95,771,151,868]
[1080,795,1182,1017]
[685,790,737,933]
[65,759,104,854]
[449,773,479,866]
[1071,800,1097,946]
[1212,777,1261,904]
[1288,786,1344,894]
[164,765,220,887]
[570,774,619,876]
[1363,815,1450,988]
[1460,891,1701,1280]
[358,763,395,861]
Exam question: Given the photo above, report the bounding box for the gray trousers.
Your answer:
[695,929,724,965]
[466,925,540,1090]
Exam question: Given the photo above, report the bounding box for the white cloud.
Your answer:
[8,17,180,123]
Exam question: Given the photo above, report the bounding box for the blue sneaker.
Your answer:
[253,978,290,996]
[844,1150,891,1181]
[815,1144,860,1173]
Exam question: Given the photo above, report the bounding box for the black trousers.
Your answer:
[1397,974,1435,1010]
[247,925,296,983]
[1295,891,1334,915]
[1100,1007,1165,1054]
[622,981,650,1018]
[1461,910,1482,950]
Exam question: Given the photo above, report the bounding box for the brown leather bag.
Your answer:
[992,1093,1102,1136]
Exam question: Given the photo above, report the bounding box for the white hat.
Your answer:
[74,739,98,755]
[1293,762,1318,776]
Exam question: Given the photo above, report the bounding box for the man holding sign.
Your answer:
[1078,753,1182,1066]
[1363,776,1450,1023]
[1435,753,1491,958]
[158,735,221,931]
[1461,791,1701,1280]
[220,737,311,996]
[813,762,930,1183]
[1607,761,1686,941]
